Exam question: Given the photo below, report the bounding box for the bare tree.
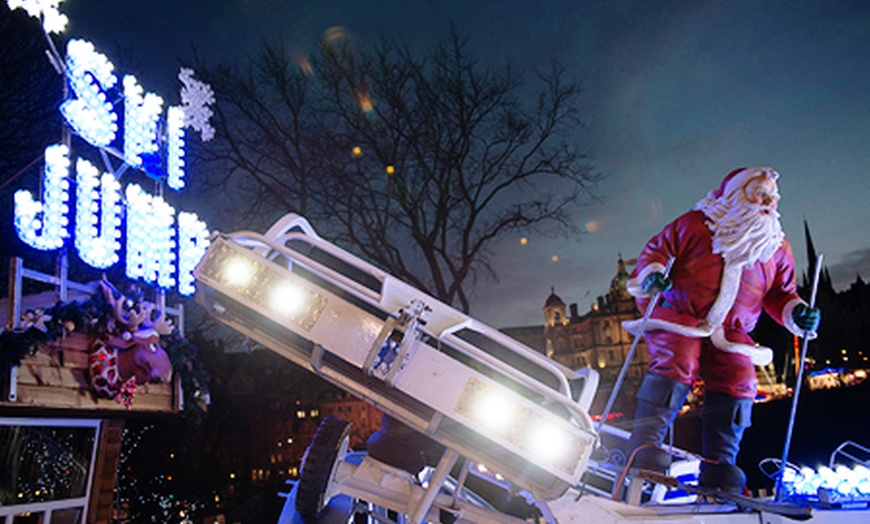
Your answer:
[195,30,601,314]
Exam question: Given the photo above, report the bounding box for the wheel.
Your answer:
[296,416,352,518]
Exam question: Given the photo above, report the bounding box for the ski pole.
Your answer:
[596,256,675,432]
[775,252,823,501]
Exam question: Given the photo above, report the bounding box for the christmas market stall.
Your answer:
[1,260,208,523]
[2,1,215,522]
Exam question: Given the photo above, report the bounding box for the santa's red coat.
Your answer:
[624,210,806,399]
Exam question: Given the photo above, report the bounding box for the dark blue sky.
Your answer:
[41,0,870,327]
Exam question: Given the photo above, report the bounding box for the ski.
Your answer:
[636,469,813,520]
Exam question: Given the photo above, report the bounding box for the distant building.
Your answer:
[542,255,647,387]
[220,350,388,487]
[319,391,384,450]
[501,255,647,418]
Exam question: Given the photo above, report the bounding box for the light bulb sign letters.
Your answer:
[13,36,211,297]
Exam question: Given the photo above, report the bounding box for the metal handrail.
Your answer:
[829,440,870,469]
[6,257,184,331]
[220,230,596,434]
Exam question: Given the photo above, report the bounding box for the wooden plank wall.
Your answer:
[88,418,125,524]
[3,332,176,413]
[2,288,182,522]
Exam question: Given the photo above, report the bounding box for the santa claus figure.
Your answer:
[623,167,821,491]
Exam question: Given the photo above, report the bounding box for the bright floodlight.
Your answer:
[223,258,254,287]
[471,389,516,434]
[526,422,570,465]
[269,282,307,318]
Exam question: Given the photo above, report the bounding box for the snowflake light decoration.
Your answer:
[7,0,69,34]
[178,68,215,142]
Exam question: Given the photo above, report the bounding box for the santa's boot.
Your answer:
[699,391,753,492]
[627,374,691,472]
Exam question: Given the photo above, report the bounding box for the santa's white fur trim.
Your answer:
[710,325,773,366]
[621,318,774,366]
[623,317,713,338]
[714,167,779,201]
[626,262,667,297]
[706,263,742,327]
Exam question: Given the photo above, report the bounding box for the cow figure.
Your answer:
[89,279,174,407]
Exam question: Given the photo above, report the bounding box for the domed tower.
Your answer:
[610,254,631,299]
[543,287,568,358]
[543,287,567,328]
[604,253,638,314]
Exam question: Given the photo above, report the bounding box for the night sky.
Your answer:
[24,0,870,328]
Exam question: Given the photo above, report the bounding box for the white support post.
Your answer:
[6,257,23,403]
[408,448,460,524]
[7,257,23,330]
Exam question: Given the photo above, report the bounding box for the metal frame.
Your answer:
[0,417,101,524]
[194,214,601,513]
[197,214,870,524]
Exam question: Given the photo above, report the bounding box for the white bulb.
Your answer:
[14,144,70,250]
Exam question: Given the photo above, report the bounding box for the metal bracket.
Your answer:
[363,300,430,387]
[363,316,399,376]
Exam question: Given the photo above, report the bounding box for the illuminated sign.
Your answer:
[9,2,214,296]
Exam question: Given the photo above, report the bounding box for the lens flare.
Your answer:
[526,422,570,464]
[471,390,516,433]
[223,258,253,287]
[269,282,307,318]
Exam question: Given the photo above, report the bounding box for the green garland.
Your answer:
[0,289,111,368]
[0,327,47,371]
[0,286,210,421]
[162,332,211,423]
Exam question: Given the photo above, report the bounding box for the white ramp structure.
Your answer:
[195,213,866,524]
[194,213,598,521]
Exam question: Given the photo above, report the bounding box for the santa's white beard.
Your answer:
[696,198,785,267]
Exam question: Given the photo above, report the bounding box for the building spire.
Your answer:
[804,219,817,273]
[802,219,834,296]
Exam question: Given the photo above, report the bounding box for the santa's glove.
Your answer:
[641,272,672,295]
[792,304,821,333]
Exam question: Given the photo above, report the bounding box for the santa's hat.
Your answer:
[711,167,779,200]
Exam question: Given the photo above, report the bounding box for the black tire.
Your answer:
[296,416,352,518]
